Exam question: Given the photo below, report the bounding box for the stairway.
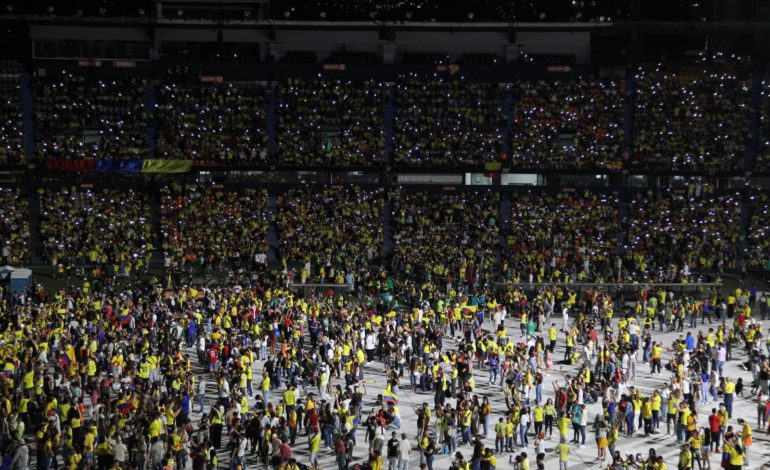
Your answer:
[19,68,35,163]
[266,194,279,264]
[503,86,513,162]
[384,84,395,164]
[382,196,394,260]
[26,184,44,266]
[267,83,278,159]
[747,67,762,172]
[147,184,165,270]
[145,82,158,156]
[497,191,512,267]
[623,68,636,166]
[738,192,751,273]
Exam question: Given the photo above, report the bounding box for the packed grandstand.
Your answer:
[0,4,768,470]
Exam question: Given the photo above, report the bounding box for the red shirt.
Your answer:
[708,414,720,432]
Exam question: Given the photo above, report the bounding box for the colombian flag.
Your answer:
[116,402,134,415]
[383,384,398,405]
[58,353,71,368]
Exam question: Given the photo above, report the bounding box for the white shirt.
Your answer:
[398,439,411,459]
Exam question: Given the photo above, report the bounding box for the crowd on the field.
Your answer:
[38,187,154,276]
[156,83,269,162]
[394,75,505,167]
[633,66,752,171]
[510,79,624,170]
[0,259,762,470]
[35,75,148,160]
[160,184,269,272]
[277,79,386,166]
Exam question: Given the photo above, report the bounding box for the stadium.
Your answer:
[0,0,767,469]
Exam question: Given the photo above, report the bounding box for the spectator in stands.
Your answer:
[395,74,504,167]
[0,62,25,164]
[510,79,623,170]
[276,186,383,282]
[624,189,740,281]
[160,184,269,272]
[0,188,29,265]
[503,191,620,283]
[633,65,751,171]
[277,79,385,166]
[390,189,499,288]
[35,74,147,159]
[157,82,268,162]
[757,81,770,171]
[39,187,154,277]
[747,193,770,273]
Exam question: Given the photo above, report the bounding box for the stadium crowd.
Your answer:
[277,79,385,166]
[748,194,770,274]
[0,254,762,470]
[758,80,770,172]
[276,186,384,283]
[390,189,500,289]
[156,83,268,162]
[39,187,154,277]
[394,75,504,167]
[510,79,624,170]
[624,190,741,282]
[503,191,620,284]
[0,62,25,165]
[35,75,148,160]
[633,66,751,171]
[160,184,269,273]
[0,187,29,265]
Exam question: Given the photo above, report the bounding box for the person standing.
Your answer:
[387,432,400,470]
[556,438,570,470]
[397,434,411,470]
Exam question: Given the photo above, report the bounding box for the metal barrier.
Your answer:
[492,282,721,300]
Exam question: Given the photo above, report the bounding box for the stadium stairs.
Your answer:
[266,194,278,264]
[145,82,158,157]
[147,184,165,270]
